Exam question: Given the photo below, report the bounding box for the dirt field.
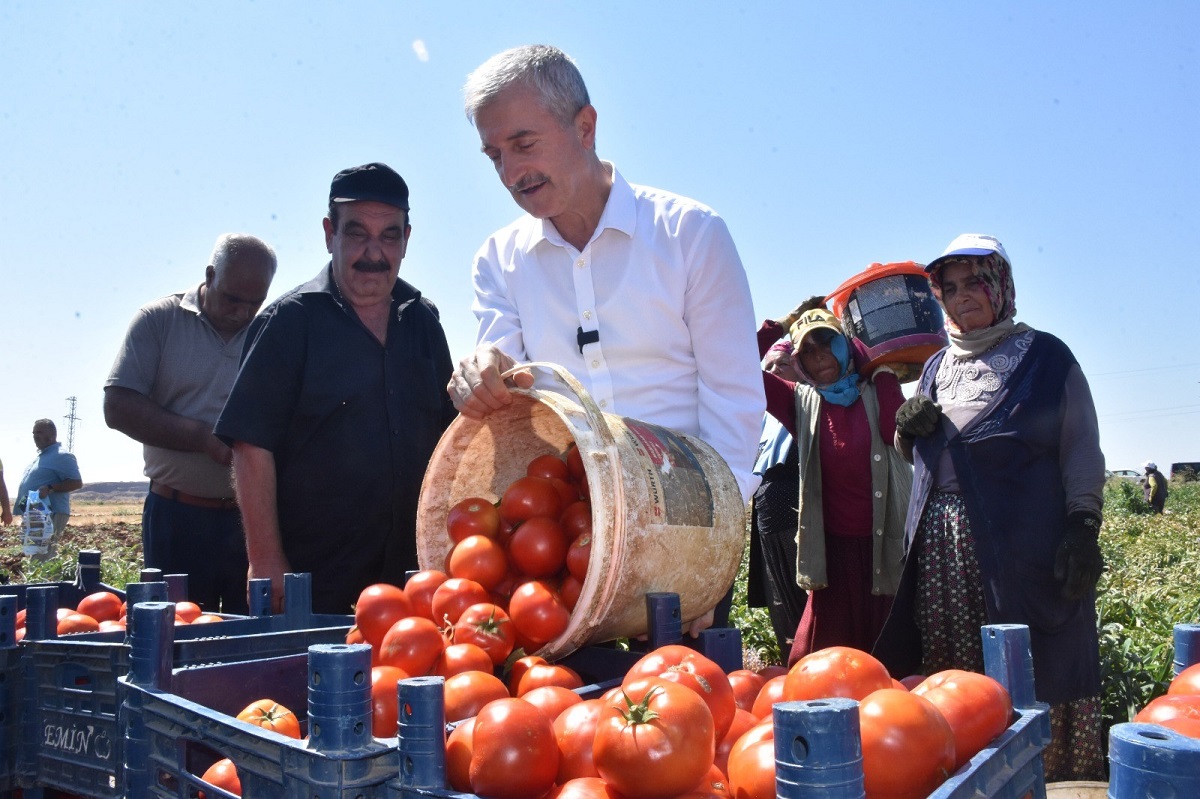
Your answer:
[0,500,143,584]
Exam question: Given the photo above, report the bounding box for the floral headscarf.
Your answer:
[928,252,1016,334]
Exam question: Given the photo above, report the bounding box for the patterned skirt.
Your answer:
[915,491,1105,781]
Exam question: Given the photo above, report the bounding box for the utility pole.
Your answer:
[64,396,80,453]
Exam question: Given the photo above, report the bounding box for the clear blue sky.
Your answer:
[1,2,1197,486]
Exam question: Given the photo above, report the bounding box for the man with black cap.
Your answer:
[216,163,456,613]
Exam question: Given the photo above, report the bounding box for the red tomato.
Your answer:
[527,453,570,481]
[559,500,593,542]
[899,674,927,690]
[690,763,733,798]
[593,676,715,799]
[523,684,584,723]
[377,616,446,676]
[756,665,788,680]
[446,496,501,542]
[517,662,584,696]
[430,577,490,625]
[445,717,475,791]
[566,443,586,483]
[750,675,787,719]
[859,688,956,798]
[452,602,516,666]
[913,669,1013,768]
[200,758,241,797]
[553,698,606,783]
[370,665,408,737]
[499,476,563,524]
[507,654,548,694]
[783,646,893,702]
[1169,663,1200,697]
[448,535,510,591]
[98,619,127,632]
[436,642,495,678]
[58,611,100,635]
[1134,694,1200,738]
[725,718,775,799]
[559,574,583,612]
[444,671,510,723]
[715,707,759,778]
[470,697,559,798]
[191,614,223,625]
[508,516,569,578]
[509,580,571,645]
[403,569,448,621]
[354,584,412,649]
[76,591,123,623]
[236,699,301,738]
[625,644,737,742]
[566,533,592,581]
[726,670,767,714]
[547,777,624,799]
[174,601,203,623]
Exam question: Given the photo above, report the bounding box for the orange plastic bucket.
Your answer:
[416,363,747,660]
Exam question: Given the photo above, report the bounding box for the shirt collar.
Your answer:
[521,162,635,253]
[180,283,204,316]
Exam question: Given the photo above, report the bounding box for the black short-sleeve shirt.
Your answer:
[215,264,456,613]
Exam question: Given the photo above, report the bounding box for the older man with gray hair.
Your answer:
[105,233,277,613]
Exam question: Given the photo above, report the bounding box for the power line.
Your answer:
[64,396,80,453]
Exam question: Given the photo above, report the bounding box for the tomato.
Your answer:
[403,569,447,621]
[566,533,592,581]
[625,644,737,742]
[470,697,559,798]
[370,665,408,737]
[559,574,583,612]
[1134,694,1200,738]
[726,670,767,713]
[430,577,490,625]
[236,699,301,739]
[444,671,510,723]
[756,665,788,680]
[548,777,625,799]
[191,614,223,625]
[507,654,548,694]
[690,763,733,798]
[447,535,510,591]
[899,674,926,690]
[523,684,584,723]
[517,662,584,696]
[508,516,569,578]
[750,675,787,719]
[76,591,123,623]
[98,619,127,632]
[559,500,593,542]
[527,453,569,481]
[453,602,516,666]
[446,496,501,542]
[783,646,893,702]
[859,688,956,798]
[553,698,606,782]
[725,718,775,799]
[354,583,412,648]
[593,676,716,799]
[446,717,475,791]
[174,601,202,623]
[1169,663,1200,697]
[378,616,446,676]
[912,669,1013,768]
[566,443,586,483]
[436,642,495,677]
[200,758,241,797]
[715,707,759,777]
[509,580,571,645]
[499,476,563,524]
[58,611,100,635]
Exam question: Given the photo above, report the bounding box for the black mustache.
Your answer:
[509,174,549,193]
[352,258,391,273]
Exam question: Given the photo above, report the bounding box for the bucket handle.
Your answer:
[500,361,617,449]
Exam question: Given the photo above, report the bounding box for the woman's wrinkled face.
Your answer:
[762,348,800,382]
[797,334,841,385]
[937,261,997,332]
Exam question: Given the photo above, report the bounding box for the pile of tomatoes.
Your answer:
[200,699,302,796]
[13,589,224,640]
[1132,660,1200,738]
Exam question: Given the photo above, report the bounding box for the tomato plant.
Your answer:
[509,580,571,645]
[912,669,1013,768]
[624,644,737,741]
[499,476,563,523]
[447,496,501,542]
[200,758,241,797]
[470,697,559,799]
[76,591,123,623]
[508,516,569,578]
[859,688,955,798]
[593,676,716,799]
[452,602,516,666]
[236,699,301,739]
[444,671,510,724]
[354,583,412,648]
[448,534,510,591]
[783,646,893,702]
[430,577,490,625]
[553,698,606,783]
[370,665,408,737]
[377,616,446,676]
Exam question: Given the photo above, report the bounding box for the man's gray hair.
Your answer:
[210,234,278,275]
[464,44,590,127]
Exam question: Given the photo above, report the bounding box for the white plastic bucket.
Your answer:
[416,363,748,660]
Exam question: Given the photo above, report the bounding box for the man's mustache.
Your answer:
[352,258,391,273]
[508,173,549,193]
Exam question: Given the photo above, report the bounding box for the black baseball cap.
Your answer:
[329,162,410,210]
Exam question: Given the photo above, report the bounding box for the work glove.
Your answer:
[778,295,828,330]
[895,394,942,439]
[1054,512,1104,601]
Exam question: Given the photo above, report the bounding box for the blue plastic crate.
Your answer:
[0,596,20,793]
[121,603,396,799]
[17,573,352,799]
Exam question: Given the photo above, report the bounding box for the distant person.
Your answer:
[104,234,278,614]
[875,234,1106,781]
[0,456,12,526]
[14,419,83,561]
[215,163,456,614]
[1142,461,1168,514]
[448,45,765,633]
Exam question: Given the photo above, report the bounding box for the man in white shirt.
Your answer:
[448,45,765,631]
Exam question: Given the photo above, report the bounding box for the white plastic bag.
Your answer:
[22,489,55,558]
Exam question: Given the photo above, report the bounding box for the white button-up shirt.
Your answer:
[472,165,765,501]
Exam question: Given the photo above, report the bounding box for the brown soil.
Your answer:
[1,502,143,584]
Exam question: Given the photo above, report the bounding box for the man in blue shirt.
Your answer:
[15,419,83,560]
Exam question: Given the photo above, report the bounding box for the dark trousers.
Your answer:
[142,492,249,614]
